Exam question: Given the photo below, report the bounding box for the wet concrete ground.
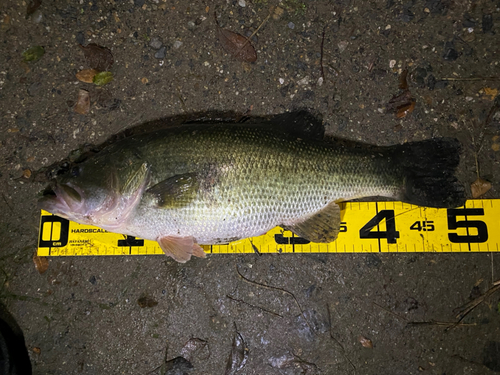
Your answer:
[1,0,500,374]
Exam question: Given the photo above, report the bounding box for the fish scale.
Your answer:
[119,125,400,243]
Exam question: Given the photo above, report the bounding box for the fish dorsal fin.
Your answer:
[157,235,206,263]
[286,201,341,243]
[146,173,199,208]
[120,162,150,197]
[270,110,325,140]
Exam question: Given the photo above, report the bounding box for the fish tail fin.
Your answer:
[394,138,466,208]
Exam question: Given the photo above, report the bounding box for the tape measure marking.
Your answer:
[37,199,500,256]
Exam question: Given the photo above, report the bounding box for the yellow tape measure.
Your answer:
[37,199,500,256]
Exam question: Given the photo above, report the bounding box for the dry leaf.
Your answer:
[358,335,373,348]
[79,43,114,71]
[33,254,49,274]
[2,14,11,30]
[32,347,41,354]
[22,169,32,179]
[471,177,492,198]
[137,294,158,308]
[387,90,416,118]
[399,68,409,90]
[76,69,99,83]
[74,89,90,114]
[396,100,416,118]
[482,87,498,101]
[217,26,257,63]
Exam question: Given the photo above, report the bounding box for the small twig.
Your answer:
[249,239,261,256]
[454,280,500,323]
[372,302,407,321]
[407,320,476,327]
[238,13,271,53]
[439,76,500,81]
[1,193,13,213]
[235,265,312,330]
[320,25,327,81]
[327,304,356,373]
[226,294,282,317]
[492,254,495,286]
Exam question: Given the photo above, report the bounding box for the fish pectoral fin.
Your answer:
[157,235,206,263]
[146,173,199,208]
[286,201,341,243]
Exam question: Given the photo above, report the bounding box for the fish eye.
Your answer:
[71,166,81,177]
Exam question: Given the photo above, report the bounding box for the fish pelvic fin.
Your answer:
[157,235,206,263]
[285,201,341,243]
[394,138,465,208]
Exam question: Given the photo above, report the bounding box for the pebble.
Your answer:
[187,21,196,30]
[297,76,309,86]
[238,0,246,7]
[154,46,166,59]
[288,22,295,30]
[443,41,459,61]
[173,40,183,49]
[76,31,85,45]
[27,82,42,97]
[482,14,493,33]
[149,37,162,50]
[279,78,284,85]
[338,41,348,53]
[31,10,42,23]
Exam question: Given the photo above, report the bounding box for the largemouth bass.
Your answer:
[39,122,465,262]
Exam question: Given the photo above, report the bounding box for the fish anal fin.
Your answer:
[286,201,341,243]
[157,235,206,263]
[147,173,199,208]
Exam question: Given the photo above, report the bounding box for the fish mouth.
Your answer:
[38,183,83,218]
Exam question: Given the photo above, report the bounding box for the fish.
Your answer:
[38,118,465,262]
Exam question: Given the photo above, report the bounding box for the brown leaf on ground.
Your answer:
[137,294,158,308]
[399,68,409,90]
[358,335,373,348]
[217,26,257,62]
[32,347,41,354]
[33,254,49,274]
[396,100,416,118]
[471,177,492,198]
[74,89,90,114]
[387,90,416,118]
[76,69,99,83]
[27,0,42,17]
[79,43,114,71]
[22,169,32,179]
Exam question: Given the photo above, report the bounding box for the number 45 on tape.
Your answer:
[38,200,500,256]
